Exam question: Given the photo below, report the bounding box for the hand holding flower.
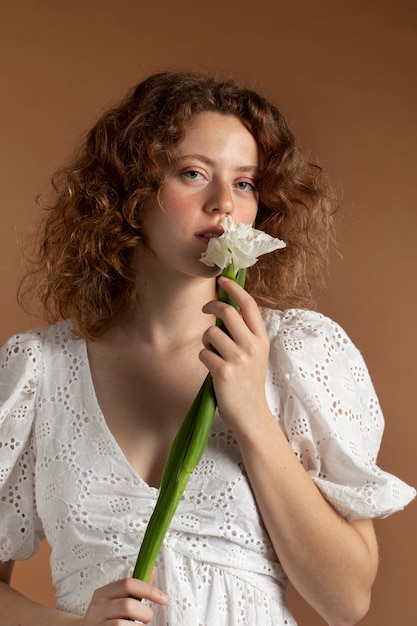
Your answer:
[200,276,271,431]
[80,576,169,625]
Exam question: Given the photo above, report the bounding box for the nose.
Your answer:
[204,180,234,215]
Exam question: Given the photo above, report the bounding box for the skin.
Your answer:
[0,112,378,625]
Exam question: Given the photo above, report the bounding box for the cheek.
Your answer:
[157,181,186,214]
[142,194,180,233]
[237,198,259,225]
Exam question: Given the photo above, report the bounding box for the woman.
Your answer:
[0,70,414,625]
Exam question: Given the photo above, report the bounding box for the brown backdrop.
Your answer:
[1,1,416,624]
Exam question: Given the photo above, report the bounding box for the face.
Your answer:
[140,111,260,280]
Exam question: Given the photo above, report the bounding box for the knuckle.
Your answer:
[246,343,258,359]
[218,361,235,383]
[117,595,153,621]
[234,349,247,365]
[118,596,134,614]
[205,325,218,340]
[138,603,154,622]
[224,302,238,317]
[118,577,136,595]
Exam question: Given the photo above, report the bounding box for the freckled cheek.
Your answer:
[158,189,195,216]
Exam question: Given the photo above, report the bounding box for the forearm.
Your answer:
[235,412,378,626]
[0,581,81,626]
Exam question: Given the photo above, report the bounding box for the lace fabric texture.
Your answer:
[0,310,415,623]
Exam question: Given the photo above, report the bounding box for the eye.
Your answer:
[235,180,256,192]
[182,169,204,181]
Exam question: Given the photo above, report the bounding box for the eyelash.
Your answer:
[182,170,204,181]
[181,170,256,191]
[235,181,256,192]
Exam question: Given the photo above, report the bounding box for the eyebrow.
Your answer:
[178,153,258,173]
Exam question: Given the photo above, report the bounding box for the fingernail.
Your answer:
[160,592,169,604]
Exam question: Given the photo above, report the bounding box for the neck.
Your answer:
[113,264,218,350]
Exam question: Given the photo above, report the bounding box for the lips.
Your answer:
[195,226,224,244]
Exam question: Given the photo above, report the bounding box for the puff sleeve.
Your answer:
[0,329,46,561]
[264,309,416,521]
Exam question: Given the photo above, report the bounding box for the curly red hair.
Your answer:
[19,70,337,340]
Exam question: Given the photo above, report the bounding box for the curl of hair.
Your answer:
[18,70,337,340]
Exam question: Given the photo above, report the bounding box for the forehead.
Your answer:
[177,111,259,160]
[183,111,251,136]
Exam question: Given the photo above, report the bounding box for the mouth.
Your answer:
[195,227,224,244]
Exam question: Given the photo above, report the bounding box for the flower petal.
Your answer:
[200,216,286,271]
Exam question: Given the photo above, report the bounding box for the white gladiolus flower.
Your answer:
[200,216,286,272]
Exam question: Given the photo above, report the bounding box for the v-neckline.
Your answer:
[79,333,160,493]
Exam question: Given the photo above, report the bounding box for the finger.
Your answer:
[202,324,239,361]
[106,596,155,623]
[216,276,265,335]
[127,578,169,607]
[94,577,169,606]
[199,344,233,380]
[201,323,256,378]
[203,298,260,349]
[204,296,251,342]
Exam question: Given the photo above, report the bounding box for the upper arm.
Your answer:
[0,561,15,585]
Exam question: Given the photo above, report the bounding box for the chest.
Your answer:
[86,339,209,487]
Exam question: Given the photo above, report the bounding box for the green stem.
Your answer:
[132,265,246,584]
[132,374,216,583]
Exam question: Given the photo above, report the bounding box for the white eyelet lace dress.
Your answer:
[0,309,415,625]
